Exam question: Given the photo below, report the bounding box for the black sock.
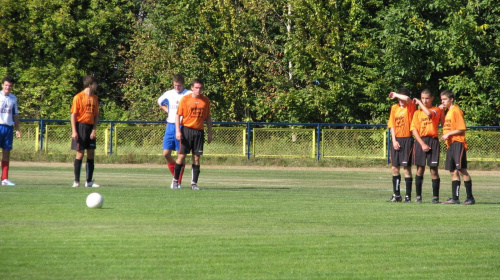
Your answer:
[405,177,413,198]
[192,164,200,184]
[464,180,473,199]
[392,175,401,196]
[415,175,423,197]
[174,163,182,180]
[86,159,95,182]
[432,178,440,198]
[74,159,82,182]
[452,180,460,200]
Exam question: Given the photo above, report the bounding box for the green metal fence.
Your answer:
[14,120,500,162]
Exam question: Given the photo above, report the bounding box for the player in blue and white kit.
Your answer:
[157,74,191,189]
[0,76,21,186]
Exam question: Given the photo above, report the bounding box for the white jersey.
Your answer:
[0,91,19,126]
[157,88,191,123]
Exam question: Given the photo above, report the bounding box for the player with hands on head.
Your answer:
[387,88,416,202]
[410,89,444,203]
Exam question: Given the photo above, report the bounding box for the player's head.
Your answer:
[420,89,434,106]
[191,79,204,96]
[440,90,455,108]
[2,76,14,94]
[83,75,98,90]
[172,74,185,93]
[398,87,411,97]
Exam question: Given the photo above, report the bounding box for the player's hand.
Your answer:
[15,130,21,138]
[176,131,182,141]
[438,104,446,110]
[412,98,420,105]
[90,130,96,140]
[207,133,213,144]
[440,133,449,141]
[422,144,431,152]
[392,141,400,151]
[388,92,397,99]
[72,132,78,140]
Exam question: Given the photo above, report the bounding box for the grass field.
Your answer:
[1,162,499,279]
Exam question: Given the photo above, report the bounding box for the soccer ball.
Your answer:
[86,192,104,209]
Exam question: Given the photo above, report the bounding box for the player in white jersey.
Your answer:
[0,76,21,186]
[157,74,191,189]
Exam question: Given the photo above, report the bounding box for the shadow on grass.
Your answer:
[208,187,291,191]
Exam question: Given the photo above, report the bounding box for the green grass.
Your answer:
[1,164,499,279]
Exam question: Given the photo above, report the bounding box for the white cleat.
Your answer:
[72,181,80,188]
[85,181,100,188]
[2,179,15,186]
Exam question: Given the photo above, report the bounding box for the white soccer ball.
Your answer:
[86,192,104,209]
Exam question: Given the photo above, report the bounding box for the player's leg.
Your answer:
[415,165,425,203]
[458,168,474,205]
[85,148,99,187]
[190,154,201,190]
[403,165,413,202]
[402,137,413,203]
[429,166,440,203]
[0,126,15,185]
[389,165,402,202]
[1,149,14,185]
[163,123,177,176]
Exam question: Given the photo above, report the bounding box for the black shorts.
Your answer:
[71,122,97,151]
[390,137,413,167]
[445,141,467,171]
[179,126,205,155]
[413,137,440,167]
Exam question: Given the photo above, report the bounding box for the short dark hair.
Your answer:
[2,76,14,84]
[191,78,204,87]
[83,75,97,88]
[173,74,185,84]
[421,89,432,96]
[440,90,454,99]
[398,87,411,96]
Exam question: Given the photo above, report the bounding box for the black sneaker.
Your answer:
[431,197,440,204]
[442,198,460,204]
[403,195,411,203]
[463,197,475,205]
[415,196,422,203]
[388,194,402,202]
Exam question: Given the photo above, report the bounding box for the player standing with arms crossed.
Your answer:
[171,79,212,190]
[70,75,100,188]
[410,89,444,203]
[0,76,21,186]
[387,88,416,202]
[157,74,191,189]
[440,90,475,205]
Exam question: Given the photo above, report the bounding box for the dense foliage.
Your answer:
[1,0,499,125]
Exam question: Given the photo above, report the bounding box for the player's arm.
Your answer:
[205,116,213,144]
[90,113,99,140]
[441,129,466,141]
[412,129,430,152]
[390,127,400,150]
[13,114,21,138]
[413,98,432,117]
[71,113,78,140]
[175,113,182,141]
[389,92,411,105]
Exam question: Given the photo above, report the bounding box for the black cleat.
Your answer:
[442,198,460,204]
[462,197,475,205]
[431,197,440,204]
[403,195,411,203]
[388,194,402,202]
[415,196,422,203]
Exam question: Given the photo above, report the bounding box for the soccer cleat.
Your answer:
[403,195,411,203]
[431,197,440,204]
[85,181,100,188]
[171,179,179,190]
[191,183,200,191]
[462,197,475,205]
[388,194,402,202]
[415,196,422,203]
[1,179,15,186]
[72,181,80,188]
[442,198,460,204]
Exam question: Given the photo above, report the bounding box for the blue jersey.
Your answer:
[157,88,191,123]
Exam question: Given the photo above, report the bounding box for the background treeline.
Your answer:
[1,0,499,125]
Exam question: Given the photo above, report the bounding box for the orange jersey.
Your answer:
[177,94,210,131]
[410,106,442,138]
[442,105,467,149]
[70,91,99,125]
[388,103,416,137]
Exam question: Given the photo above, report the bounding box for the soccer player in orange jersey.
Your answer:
[387,88,417,202]
[440,90,474,205]
[171,79,212,190]
[411,89,444,203]
[70,75,100,188]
